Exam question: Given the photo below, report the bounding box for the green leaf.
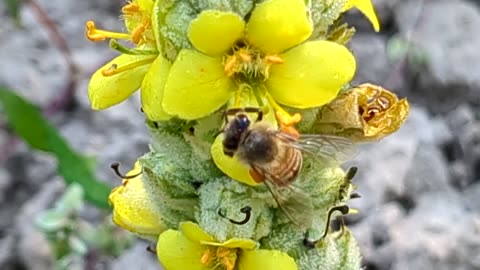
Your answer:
[0,88,111,208]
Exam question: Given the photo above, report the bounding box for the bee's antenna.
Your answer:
[218,206,252,225]
[110,162,142,179]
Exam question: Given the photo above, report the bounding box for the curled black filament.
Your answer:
[218,206,252,225]
[304,205,350,248]
[110,162,142,179]
[321,205,350,239]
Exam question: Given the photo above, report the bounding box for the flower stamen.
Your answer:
[264,55,284,64]
[101,57,155,77]
[224,55,238,77]
[201,247,214,265]
[130,18,151,44]
[121,1,140,14]
[266,93,301,138]
[85,20,131,42]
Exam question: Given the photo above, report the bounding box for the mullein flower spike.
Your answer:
[87,1,408,270]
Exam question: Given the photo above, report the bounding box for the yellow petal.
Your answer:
[189,10,245,56]
[180,221,215,243]
[162,50,235,119]
[211,135,259,186]
[343,0,380,32]
[267,40,356,108]
[157,230,205,270]
[88,54,154,110]
[141,55,172,121]
[238,249,298,270]
[246,0,312,54]
[202,238,257,250]
[108,162,166,240]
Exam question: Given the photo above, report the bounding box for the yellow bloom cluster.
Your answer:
[86,0,379,121]
[88,1,389,269]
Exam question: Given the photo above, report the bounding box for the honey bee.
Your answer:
[222,107,355,228]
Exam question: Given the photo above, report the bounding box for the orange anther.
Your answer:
[264,55,284,64]
[224,55,237,77]
[122,2,140,14]
[131,25,146,44]
[238,50,252,62]
[85,20,106,42]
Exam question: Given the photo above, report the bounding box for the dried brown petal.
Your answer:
[311,83,409,141]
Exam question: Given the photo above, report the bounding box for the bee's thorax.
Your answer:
[237,128,278,164]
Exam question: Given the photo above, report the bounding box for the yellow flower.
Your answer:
[157,221,297,270]
[144,0,356,120]
[343,0,380,32]
[86,0,160,111]
[312,83,409,141]
[108,161,167,241]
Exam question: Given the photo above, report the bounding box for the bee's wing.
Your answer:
[263,179,314,229]
[278,133,357,167]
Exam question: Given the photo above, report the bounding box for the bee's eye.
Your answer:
[237,115,250,130]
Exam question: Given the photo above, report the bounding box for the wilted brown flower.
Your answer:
[312,83,409,141]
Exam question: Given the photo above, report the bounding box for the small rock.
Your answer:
[394,0,480,110]
[350,202,405,270]
[0,168,12,204]
[0,235,14,269]
[446,105,480,188]
[464,181,480,214]
[349,106,451,212]
[350,34,392,86]
[403,143,451,199]
[111,241,161,270]
[390,192,480,270]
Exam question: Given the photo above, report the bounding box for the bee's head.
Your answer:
[222,113,251,157]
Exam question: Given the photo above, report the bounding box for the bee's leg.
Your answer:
[249,168,265,183]
[243,107,263,122]
[224,108,243,124]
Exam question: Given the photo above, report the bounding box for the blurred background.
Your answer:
[0,0,479,269]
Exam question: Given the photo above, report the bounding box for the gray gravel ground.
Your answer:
[1,0,479,269]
